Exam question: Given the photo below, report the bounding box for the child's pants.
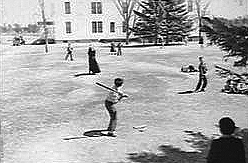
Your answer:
[105,100,117,132]
[195,74,207,91]
[65,52,73,61]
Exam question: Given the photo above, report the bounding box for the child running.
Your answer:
[105,78,128,137]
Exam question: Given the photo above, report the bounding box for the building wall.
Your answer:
[53,0,247,41]
[53,0,126,41]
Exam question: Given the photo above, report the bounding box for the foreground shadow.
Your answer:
[184,130,212,155]
[74,72,96,77]
[110,131,210,163]
[110,129,248,163]
[126,145,206,163]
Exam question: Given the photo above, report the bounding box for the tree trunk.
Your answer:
[40,0,48,53]
[199,17,203,44]
[125,21,130,45]
[44,26,48,53]
[125,15,130,45]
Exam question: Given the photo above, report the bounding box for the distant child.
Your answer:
[110,42,116,52]
[116,42,122,56]
[105,78,128,137]
[65,43,73,61]
[194,56,208,92]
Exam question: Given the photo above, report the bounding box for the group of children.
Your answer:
[64,42,127,137]
[65,42,123,61]
[110,42,123,56]
[64,43,246,163]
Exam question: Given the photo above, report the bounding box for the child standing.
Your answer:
[110,42,116,53]
[116,42,122,56]
[65,43,73,61]
[194,56,208,92]
[105,78,128,137]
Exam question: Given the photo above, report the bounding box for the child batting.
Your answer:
[104,78,128,137]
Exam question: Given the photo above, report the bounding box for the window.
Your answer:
[65,2,71,14]
[110,22,115,33]
[97,21,103,33]
[97,2,102,14]
[91,2,102,14]
[92,22,97,33]
[188,0,193,12]
[122,21,127,33]
[65,22,72,33]
[92,21,103,33]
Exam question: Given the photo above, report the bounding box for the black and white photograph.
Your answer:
[1,0,248,162]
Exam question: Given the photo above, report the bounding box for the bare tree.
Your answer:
[112,0,140,44]
[194,0,211,44]
[38,0,48,53]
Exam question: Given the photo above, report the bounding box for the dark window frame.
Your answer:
[65,2,71,14]
[110,22,115,33]
[92,21,103,33]
[97,21,103,33]
[92,21,97,33]
[65,21,72,33]
[91,2,102,14]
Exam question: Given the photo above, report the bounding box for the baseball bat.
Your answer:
[96,82,121,94]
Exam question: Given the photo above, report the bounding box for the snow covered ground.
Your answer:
[1,43,247,163]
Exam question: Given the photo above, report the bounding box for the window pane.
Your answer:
[110,22,115,32]
[91,2,96,14]
[97,2,102,14]
[65,2,71,14]
[92,22,97,33]
[98,21,103,33]
[65,22,71,33]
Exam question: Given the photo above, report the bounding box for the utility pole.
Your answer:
[39,0,48,53]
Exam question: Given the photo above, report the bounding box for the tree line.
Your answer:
[0,23,41,34]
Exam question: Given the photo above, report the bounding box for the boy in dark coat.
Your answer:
[207,117,246,163]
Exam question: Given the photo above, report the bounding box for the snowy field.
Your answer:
[1,43,247,163]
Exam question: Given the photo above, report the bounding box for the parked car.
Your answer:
[30,38,55,45]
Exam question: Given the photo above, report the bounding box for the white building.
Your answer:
[51,0,247,42]
[52,0,128,42]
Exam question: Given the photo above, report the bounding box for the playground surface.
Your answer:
[1,43,247,163]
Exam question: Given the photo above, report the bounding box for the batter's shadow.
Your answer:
[177,90,195,94]
[63,129,109,140]
[83,129,109,137]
